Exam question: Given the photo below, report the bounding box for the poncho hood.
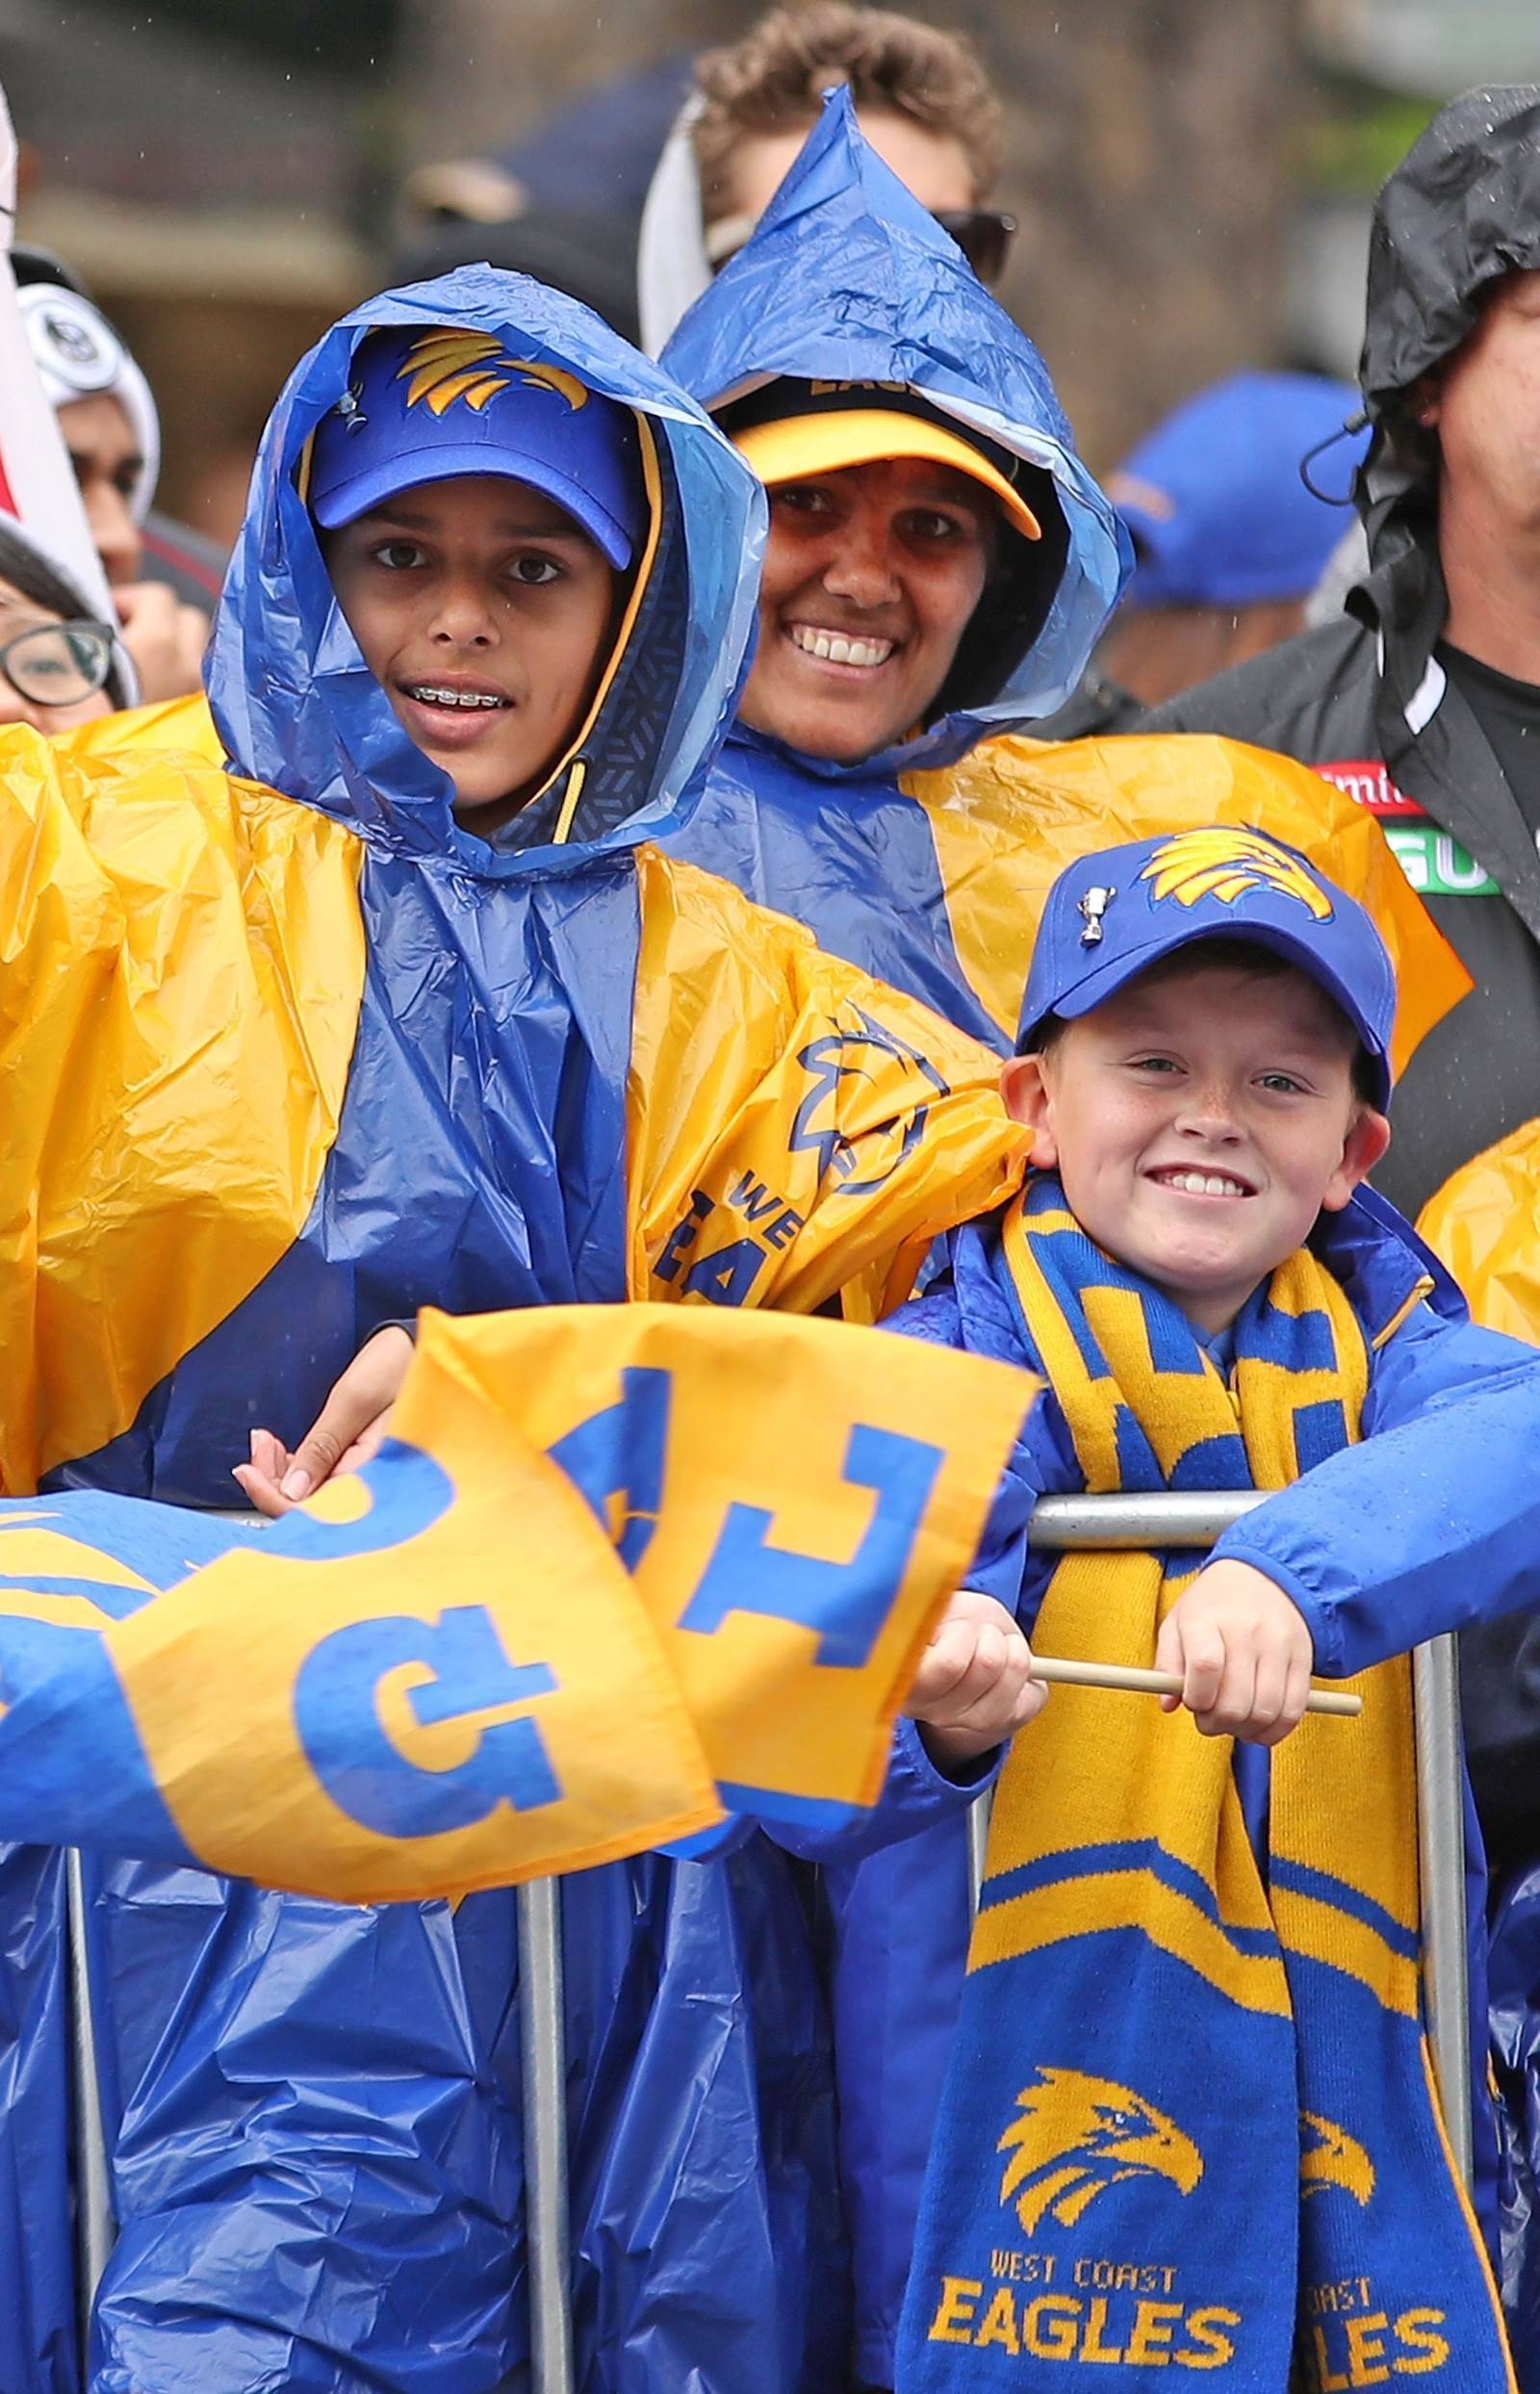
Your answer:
[661,90,1129,780]
[207,265,764,875]
[1357,86,1540,562]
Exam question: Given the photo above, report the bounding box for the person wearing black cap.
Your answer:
[1144,88,1540,1235]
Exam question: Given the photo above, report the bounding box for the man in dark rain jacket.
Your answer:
[1146,85,1540,1232]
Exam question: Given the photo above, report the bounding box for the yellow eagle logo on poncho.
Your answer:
[395,331,589,419]
[1299,2109,1375,2206]
[1140,828,1333,920]
[998,2066,1203,2234]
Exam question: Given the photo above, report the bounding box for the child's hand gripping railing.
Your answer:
[975,1490,1474,2185]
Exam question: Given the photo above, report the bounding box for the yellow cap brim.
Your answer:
[732,408,1041,543]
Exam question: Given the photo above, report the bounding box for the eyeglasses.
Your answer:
[705,203,1017,288]
[0,618,115,708]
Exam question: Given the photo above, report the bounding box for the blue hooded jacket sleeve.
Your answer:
[805,1232,1069,2386]
[1210,1197,1540,1676]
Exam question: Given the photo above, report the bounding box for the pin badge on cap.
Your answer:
[30,290,122,398]
[1078,886,1116,946]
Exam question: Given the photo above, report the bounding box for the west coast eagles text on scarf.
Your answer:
[898,1177,1511,2394]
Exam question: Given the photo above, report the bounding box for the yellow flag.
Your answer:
[0,1305,1035,1902]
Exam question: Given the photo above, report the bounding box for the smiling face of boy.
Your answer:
[1000,951,1391,1335]
[323,473,619,830]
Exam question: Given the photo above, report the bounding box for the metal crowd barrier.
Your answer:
[64,1487,1474,2392]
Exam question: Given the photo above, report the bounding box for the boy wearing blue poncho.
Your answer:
[889,826,1540,2393]
[0,268,1047,2392]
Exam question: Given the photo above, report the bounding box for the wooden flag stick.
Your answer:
[1027,1653,1361,1718]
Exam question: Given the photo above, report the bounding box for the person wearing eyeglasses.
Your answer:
[14,255,216,705]
[638,0,1016,353]
[0,517,129,731]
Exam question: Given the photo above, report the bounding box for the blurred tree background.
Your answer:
[1,0,1534,538]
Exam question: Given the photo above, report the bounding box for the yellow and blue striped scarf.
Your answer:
[898,1176,1511,2394]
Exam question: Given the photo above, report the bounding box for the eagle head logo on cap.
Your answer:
[997,2066,1203,2235]
[1139,828,1333,921]
[395,331,589,420]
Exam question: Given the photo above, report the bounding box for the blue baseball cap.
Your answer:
[308,326,646,568]
[1109,372,1369,609]
[1017,827,1395,1107]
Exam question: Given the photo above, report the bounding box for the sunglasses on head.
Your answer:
[705,202,1017,287]
[932,207,1017,286]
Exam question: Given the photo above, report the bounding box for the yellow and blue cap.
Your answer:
[721,379,1043,545]
[309,327,646,568]
[1017,826,1396,1106]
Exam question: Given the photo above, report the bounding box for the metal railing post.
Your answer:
[1413,1635,1473,2182]
[1006,1491,1472,2186]
[518,1876,576,2394]
[965,1789,991,1915]
[66,1847,115,2361]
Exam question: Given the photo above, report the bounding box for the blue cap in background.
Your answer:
[1109,371,1368,609]
[1017,825,1395,1106]
[309,326,646,568]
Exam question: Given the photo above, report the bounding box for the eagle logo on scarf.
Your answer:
[998,2067,1203,2234]
[1299,2110,1375,2206]
[1140,828,1333,920]
[395,331,589,418]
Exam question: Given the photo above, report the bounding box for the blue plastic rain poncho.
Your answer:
[654,94,1460,1065]
[0,268,1040,2392]
[656,88,1134,1039]
[651,96,1481,2386]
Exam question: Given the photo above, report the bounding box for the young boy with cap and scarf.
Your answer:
[891,825,1540,2393]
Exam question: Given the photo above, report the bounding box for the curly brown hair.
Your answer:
[691,3,1001,218]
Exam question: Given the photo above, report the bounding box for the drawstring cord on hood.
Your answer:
[1299,412,1371,507]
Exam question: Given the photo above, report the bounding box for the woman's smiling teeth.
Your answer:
[786,623,895,668]
[1150,1168,1254,1198]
